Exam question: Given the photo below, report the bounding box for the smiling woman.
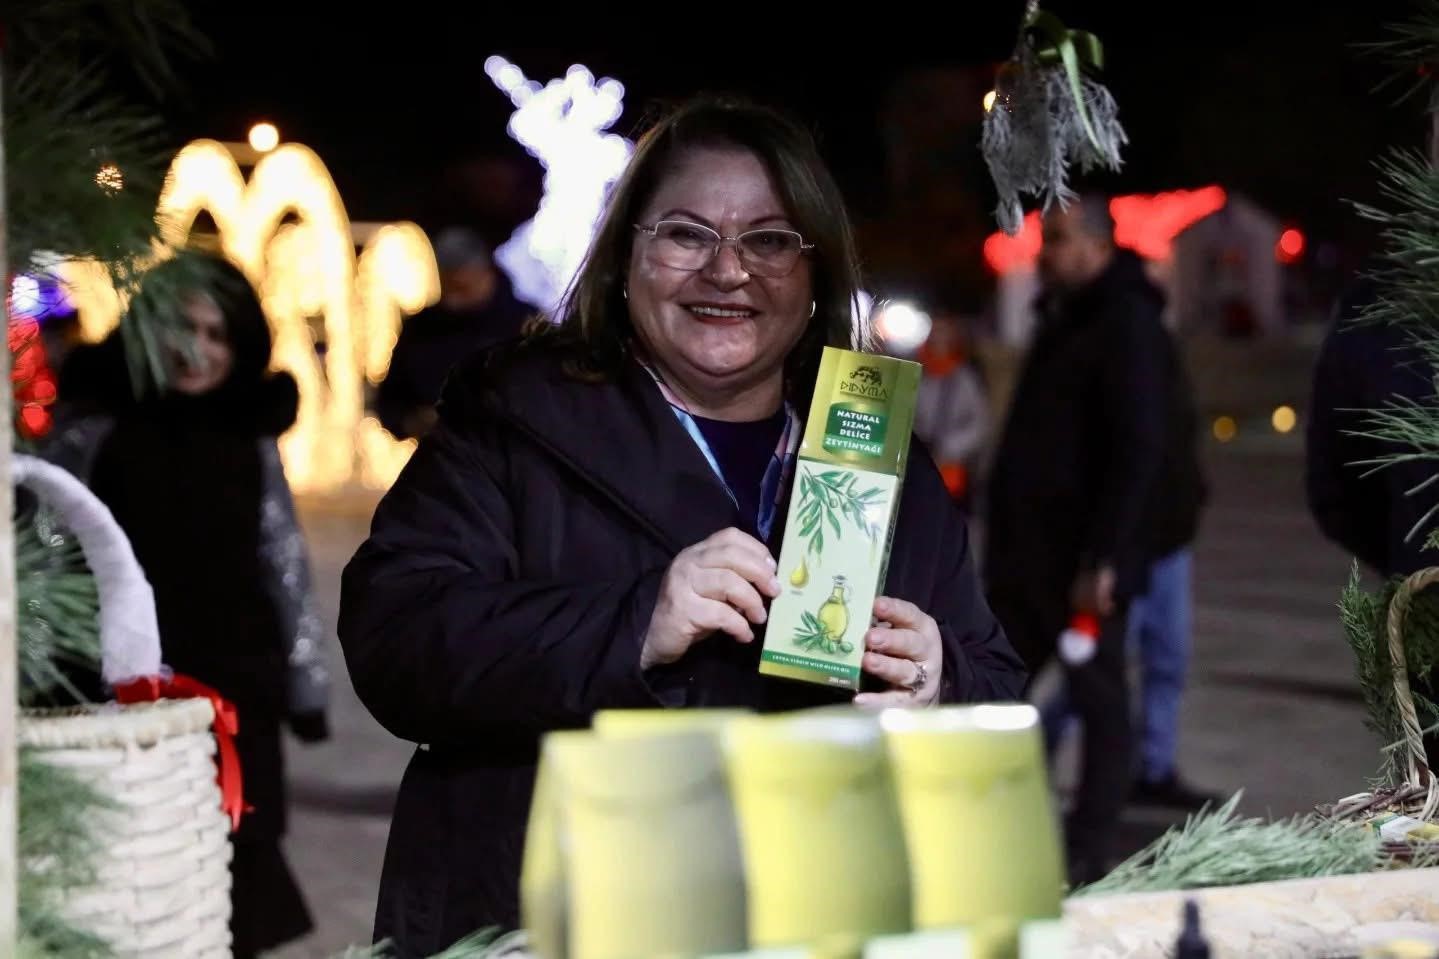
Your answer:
[337,96,1026,956]
[625,148,816,420]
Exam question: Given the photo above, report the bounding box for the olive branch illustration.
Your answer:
[795,466,886,560]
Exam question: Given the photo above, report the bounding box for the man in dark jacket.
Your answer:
[376,227,533,439]
[986,195,1203,884]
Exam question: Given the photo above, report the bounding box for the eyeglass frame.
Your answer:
[633,219,815,278]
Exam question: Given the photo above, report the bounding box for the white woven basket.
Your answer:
[16,455,233,958]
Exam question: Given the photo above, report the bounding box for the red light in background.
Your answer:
[1277,228,1305,264]
[20,404,51,436]
[982,211,1043,274]
[983,186,1229,275]
[8,312,58,439]
[1110,186,1228,260]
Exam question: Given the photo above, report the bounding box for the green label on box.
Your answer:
[759,648,861,688]
[824,404,888,457]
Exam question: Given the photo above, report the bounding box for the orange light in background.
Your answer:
[982,211,1043,274]
[1213,416,1238,443]
[1272,405,1297,434]
[1276,228,1305,264]
[248,122,280,153]
[95,163,124,192]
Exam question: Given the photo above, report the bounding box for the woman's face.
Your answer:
[627,147,813,404]
[170,292,234,396]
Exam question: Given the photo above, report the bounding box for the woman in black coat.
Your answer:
[339,98,1026,956]
[50,257,328,958]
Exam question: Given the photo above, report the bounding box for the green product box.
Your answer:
[761,347,921,690]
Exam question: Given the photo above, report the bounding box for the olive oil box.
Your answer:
[761,347,921,690]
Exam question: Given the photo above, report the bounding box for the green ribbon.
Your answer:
[1025,8,1106,151]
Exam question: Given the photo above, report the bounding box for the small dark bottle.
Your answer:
[1175,899,1211,959]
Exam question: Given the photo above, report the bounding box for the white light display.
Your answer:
[9,275,42,319]
[873,300,933,353]
[485,56,632,312]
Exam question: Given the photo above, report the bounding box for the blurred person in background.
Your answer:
[913,309,990,515]
[985,194,1204,884]
[47,256,328,958]
[376,226,533,440]
[1038,318,1213,809]
[1307,275,1435,579]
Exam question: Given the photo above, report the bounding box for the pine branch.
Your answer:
[1341,151,1439,545]
[338,930,529,959]
[334,946,392,959]
[5,0,210,97]
[1351,151,1439,340]
[1339,566,1439,787]
[1361,0,1439,104]
[427,931,530,959]
[5,1,218,397]
[15,510,101,707]
[1075,792,1426,896]
[18,753,115,957]
[4,57,211,394]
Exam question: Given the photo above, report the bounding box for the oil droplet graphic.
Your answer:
[789,558,809,587]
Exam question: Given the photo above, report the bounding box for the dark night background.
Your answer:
[13,8,1432,945]
[142,1,1427,300]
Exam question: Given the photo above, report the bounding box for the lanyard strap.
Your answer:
[638,361,799,540]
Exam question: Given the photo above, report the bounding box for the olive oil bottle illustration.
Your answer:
[794,576,854,656]
[816,576,852,644]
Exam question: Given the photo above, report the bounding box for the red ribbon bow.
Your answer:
[114,673,247,832]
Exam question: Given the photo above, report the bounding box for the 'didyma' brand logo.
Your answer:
[839,365,889,399]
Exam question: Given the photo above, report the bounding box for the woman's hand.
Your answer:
[854,596,944,708]
[641,528,781,670]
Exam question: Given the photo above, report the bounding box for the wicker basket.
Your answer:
[15,454,233,958]
[1321,567,1439,858]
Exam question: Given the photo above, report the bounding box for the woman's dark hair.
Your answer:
[546,96,869,400]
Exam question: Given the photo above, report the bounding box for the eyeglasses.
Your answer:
[634,220,813,278]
